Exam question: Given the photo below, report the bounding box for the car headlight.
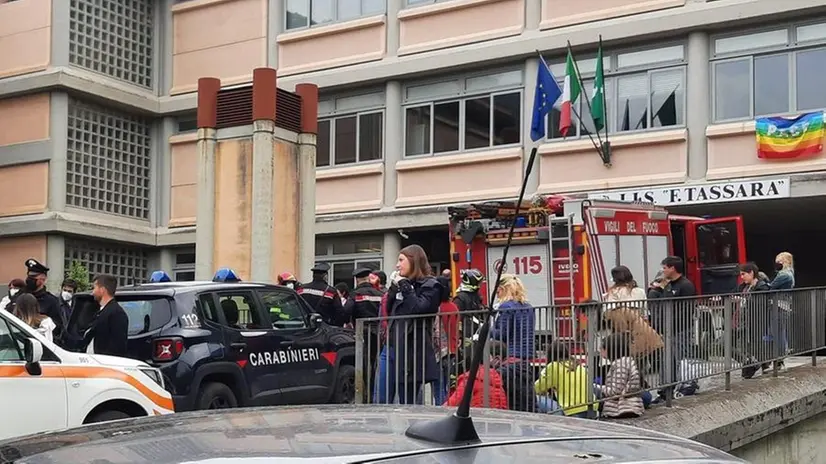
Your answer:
[139,367,165,390]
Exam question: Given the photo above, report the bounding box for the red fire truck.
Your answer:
[448,195,746,341]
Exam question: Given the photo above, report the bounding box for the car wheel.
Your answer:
[87,410,131,424]
[196,382,239,410]
[332,364,356,404]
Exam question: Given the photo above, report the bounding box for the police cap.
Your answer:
[311,262,331,273]
[25,258,49,276]
[353,267,373,279]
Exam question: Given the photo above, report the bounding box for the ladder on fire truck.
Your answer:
[548,214,576,340]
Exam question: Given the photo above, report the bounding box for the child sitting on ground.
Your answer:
[595,332,645,418]
[444,340,509,410]
[535,341,595,418]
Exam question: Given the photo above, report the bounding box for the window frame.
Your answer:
[710,19,826,123]
[173,250,196,282]
[543,43,687,142]
[315,236,383,288]
[317,110,385,167]
[214,290,267,331]
[256,288,311,330]
[285,0,387,32]
[402,69,524,158]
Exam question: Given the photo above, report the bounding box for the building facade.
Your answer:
[1,0,826,289]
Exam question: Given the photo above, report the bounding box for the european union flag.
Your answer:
[530,58,563,142]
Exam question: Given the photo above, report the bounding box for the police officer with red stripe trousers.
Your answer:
[343,267,384,401]
[298,263,344,326]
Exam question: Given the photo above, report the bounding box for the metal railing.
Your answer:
[353,287,826,418]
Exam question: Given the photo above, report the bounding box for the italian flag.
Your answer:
[559,49,581,137]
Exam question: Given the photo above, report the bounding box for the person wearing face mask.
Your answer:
[0,279,25,312]
[23,258,65,344]
[277,272,301,291]
[59,278,78,324]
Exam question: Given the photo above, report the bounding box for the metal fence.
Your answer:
[353,287,826,418]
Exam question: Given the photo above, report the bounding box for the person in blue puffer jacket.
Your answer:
[491,274,535,360]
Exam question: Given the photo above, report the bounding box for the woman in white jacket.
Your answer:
[603,265,648,317]
[14,293,56,344]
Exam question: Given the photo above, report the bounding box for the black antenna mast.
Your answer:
[405,147,539,445]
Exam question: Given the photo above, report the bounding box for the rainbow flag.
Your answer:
[755,112,825,160]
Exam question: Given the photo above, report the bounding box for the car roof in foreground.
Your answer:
[0,405,744,464]
[78,281,282,298]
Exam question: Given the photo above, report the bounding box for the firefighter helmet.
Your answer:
[460,268,485,288]
[277,272,297,285]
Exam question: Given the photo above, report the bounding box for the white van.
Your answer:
[0,307,174,441]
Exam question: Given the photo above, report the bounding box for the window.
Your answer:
[174,250,196,282]
[712,21,826,121]
[286,0,385,30]
[403,70,522,157]
[119,298,174,336]
[316,236,383,288]
[696,221,739,267]
[258,290,308,329]
[216,292,265,330]
[317,92,384,167]
[546,45,685,140]
[176,116,197,133]
[0,318,23,362]
[198,294,221,324]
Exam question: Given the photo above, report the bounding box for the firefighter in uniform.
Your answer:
[297,263,343,326]
[277,272,301,291]
[453,268,485,347]
[344,267,384,401]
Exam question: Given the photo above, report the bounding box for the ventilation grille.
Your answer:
[215,86,304,133]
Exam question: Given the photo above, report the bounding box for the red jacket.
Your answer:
[444,367,508,410]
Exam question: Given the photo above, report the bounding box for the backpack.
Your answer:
[496,361,534,413]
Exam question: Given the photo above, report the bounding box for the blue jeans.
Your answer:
[535,396,591,418]
[373,346,425,405]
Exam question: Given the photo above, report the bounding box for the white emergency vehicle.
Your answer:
[0,306,174,441]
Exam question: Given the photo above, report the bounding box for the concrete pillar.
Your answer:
[160,0,175,95]
[383,232,402,275]
[386,0,402,56]
[48,92,69,212]
[46,235,65,293]
[158,117,176,227]
[295,83,319,283]
[384,80,402,207]
[267,0,283,66]
[525,0,541,30]
[50,0,70,66]
[522,57,540,195]
[194,77,221,280]
[250,69,278,281]
[686,31,710,180]
[158,248,175,275]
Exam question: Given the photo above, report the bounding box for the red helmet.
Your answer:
[277,272,297,285]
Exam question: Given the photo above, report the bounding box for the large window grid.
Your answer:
[66,99,152,220]
[286,0,386,31]
[403,70,523,157]
[317,111,384,167]
[315,236,383,288]
[69,0,155,89]
[544,45,686,141]
[65,239,149,288]
[711,20,826,122]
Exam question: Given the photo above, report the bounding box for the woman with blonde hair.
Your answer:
[490,274,535,360]
[769,251,795,371]
[14,293,56,343]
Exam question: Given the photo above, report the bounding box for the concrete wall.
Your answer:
[732,411,826,464]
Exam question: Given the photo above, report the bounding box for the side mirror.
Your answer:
[24,338,43,376]
[309,313,323,328]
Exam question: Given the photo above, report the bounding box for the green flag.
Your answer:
[591,45,605,132]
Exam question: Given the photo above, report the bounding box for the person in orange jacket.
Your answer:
[444,341,509,410]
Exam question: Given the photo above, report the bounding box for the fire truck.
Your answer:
[448,194,746,342]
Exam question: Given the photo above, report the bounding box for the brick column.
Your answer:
[194,77,220,280]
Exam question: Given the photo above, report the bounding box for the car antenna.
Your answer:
[405,147,539,445]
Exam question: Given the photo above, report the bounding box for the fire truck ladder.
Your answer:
[548,214,576,340]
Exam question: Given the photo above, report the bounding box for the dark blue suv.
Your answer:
[66,280,356,411]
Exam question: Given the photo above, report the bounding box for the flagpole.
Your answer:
[541,49,603,157]
[599,35,611,166]
[566,40,605,157]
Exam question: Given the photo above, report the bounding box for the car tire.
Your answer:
[332,364,356,404]
[196,382,238,410]
[87,410,132,424]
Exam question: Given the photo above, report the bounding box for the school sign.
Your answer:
[587,178,790,206]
